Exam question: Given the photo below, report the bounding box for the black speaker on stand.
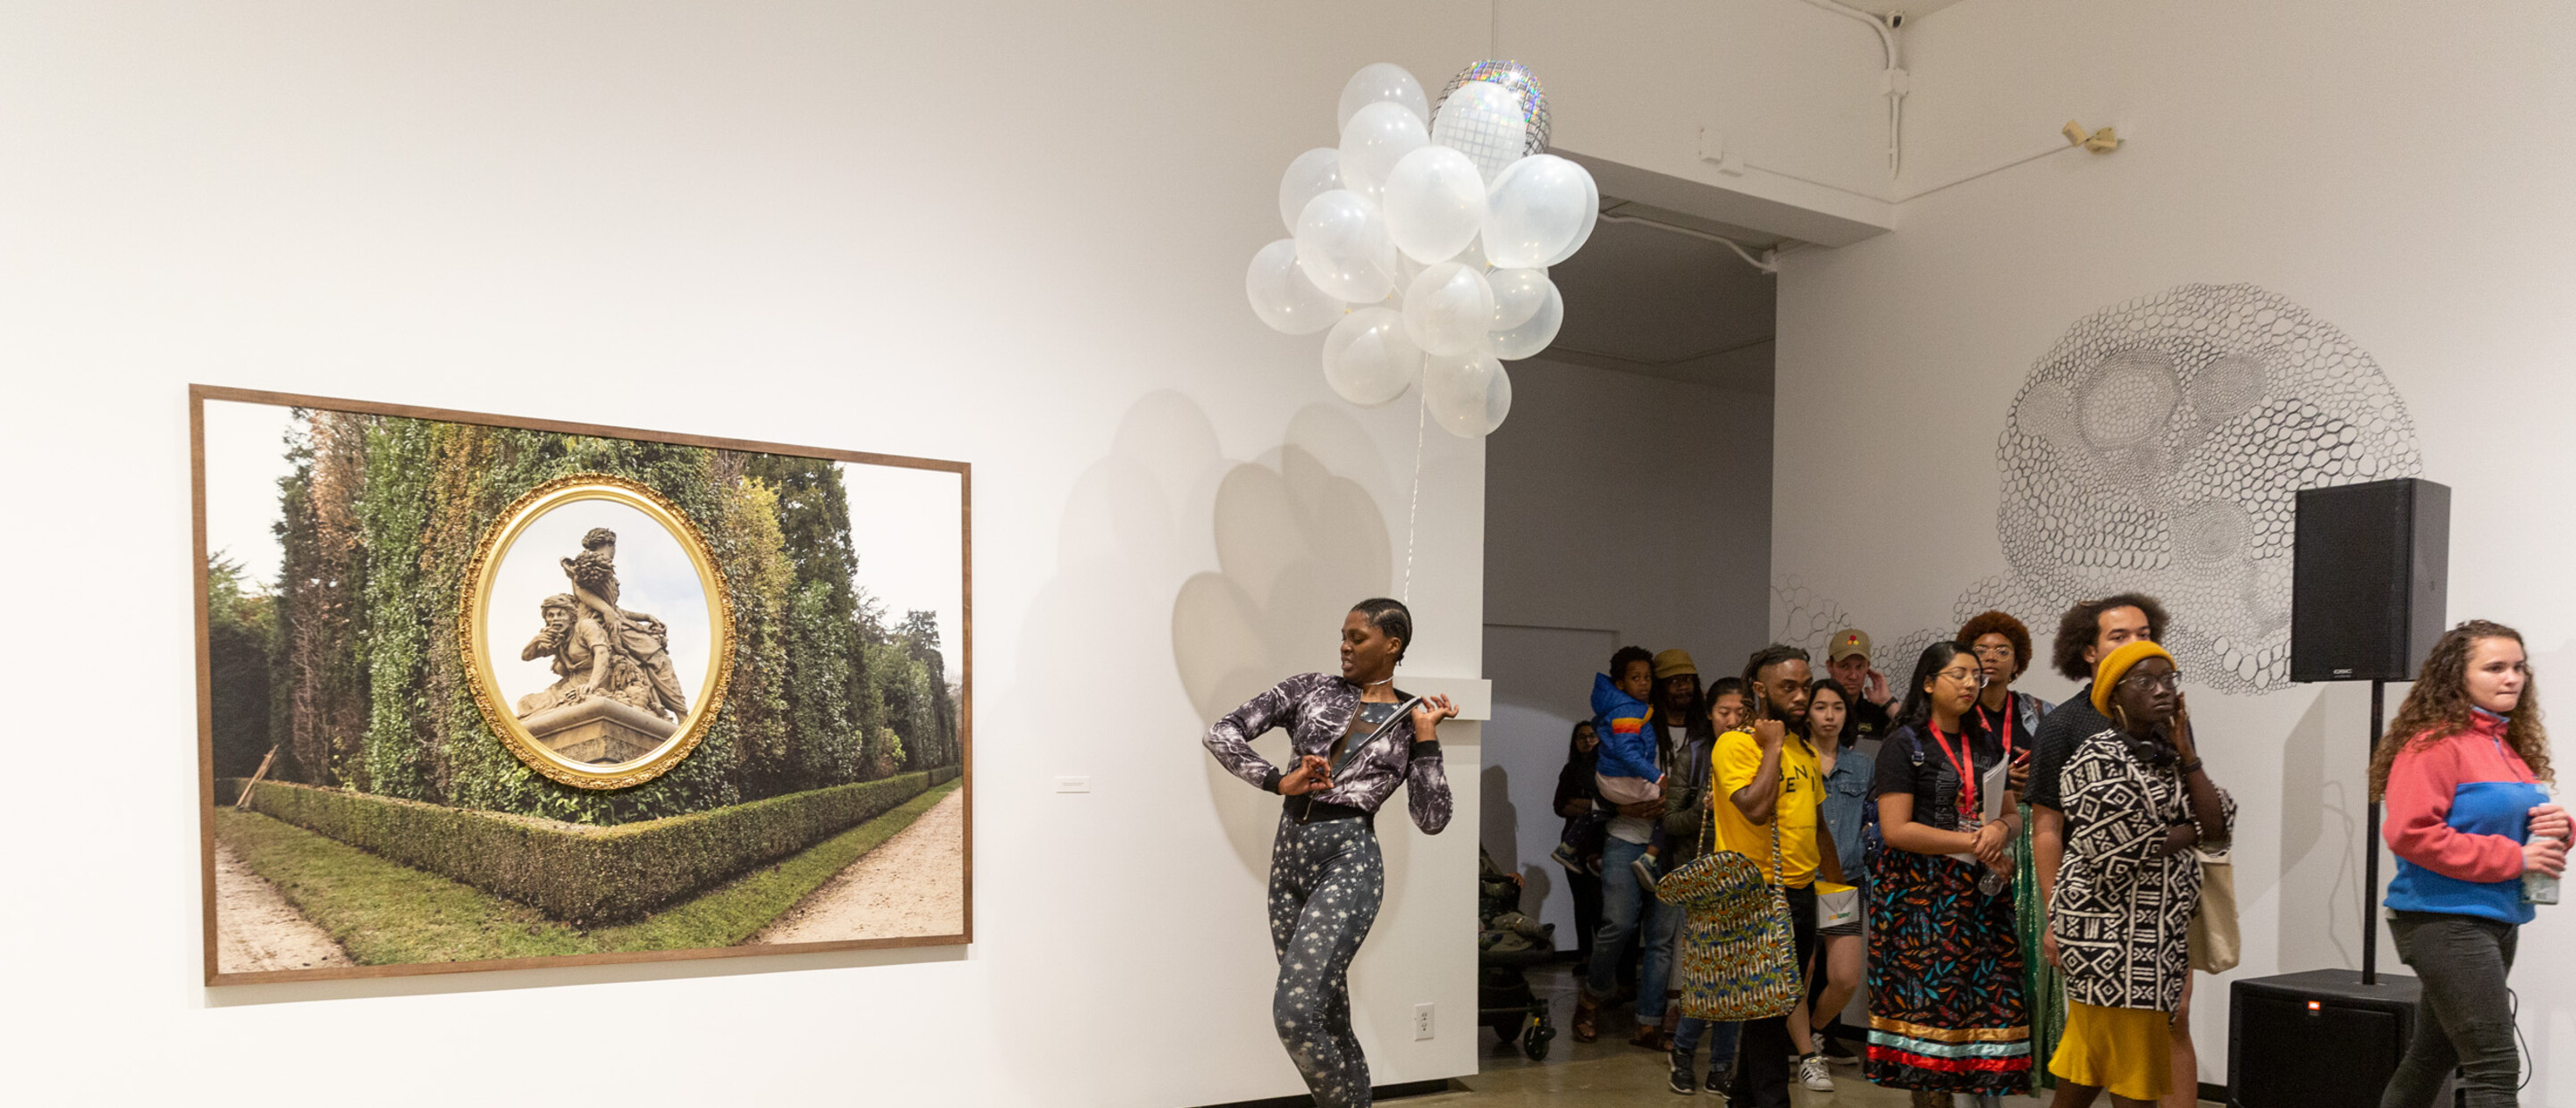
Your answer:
[2228,477,2451,1108]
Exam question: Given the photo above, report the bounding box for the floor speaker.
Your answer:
[2228,970,2437,1107]
[2291,477,2449,683]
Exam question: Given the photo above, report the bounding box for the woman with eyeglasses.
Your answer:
[2046,642,2232,1108]
[1866,642,2031,1106]
[1957,610,2065,1091]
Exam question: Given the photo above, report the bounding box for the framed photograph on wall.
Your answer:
[191,385,971,985]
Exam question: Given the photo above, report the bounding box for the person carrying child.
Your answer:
[1576,645,1682,1045]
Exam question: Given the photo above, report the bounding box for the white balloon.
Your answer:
[1380,146,1488,264]
[1401,263,1496,357]
[1323,307,1422,406]
[1337,100,1427,201]
[1483,154,1597,269]
[1277,147,1343,233]
[1486,267,1551,330]
[1337,63,1429,131]
[1540,162,1601,266]
[1455,234,1492,273]
[1431,80,1529,181]
[1246,239,1344,335]
[1292,189,1398,303]
[1487,276,1563,359]
[1423,353,1513,437]
[1390,250,1429,304]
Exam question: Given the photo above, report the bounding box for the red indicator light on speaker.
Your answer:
[2308,1002,2321,1011]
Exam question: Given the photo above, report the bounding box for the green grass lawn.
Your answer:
[218,780,963,965]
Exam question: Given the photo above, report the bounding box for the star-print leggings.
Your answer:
[1269,810,1385,1108]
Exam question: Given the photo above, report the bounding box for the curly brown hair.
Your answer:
[2369,620,2552,800]
[2050,593,2170,683]
[1957,610,2033,679]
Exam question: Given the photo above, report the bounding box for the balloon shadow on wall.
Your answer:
[995,390,1410,1104]
[1174,403,1402,888]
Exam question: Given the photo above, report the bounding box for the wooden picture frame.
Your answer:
[192,384,972,986]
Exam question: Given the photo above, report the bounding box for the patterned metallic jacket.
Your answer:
[2050,726,2235,1011]
[1203,672,1454,835]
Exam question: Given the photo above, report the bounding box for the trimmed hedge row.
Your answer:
[926,764,962,787]
[233,772,931,924]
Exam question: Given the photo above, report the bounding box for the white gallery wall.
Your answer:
[1773,0,2576,1098]
[0,4,1522,1104]
[1481,356,1773,941]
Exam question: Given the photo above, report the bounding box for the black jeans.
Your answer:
[2384,910,2520,1108]
[1730,884,1820,1108]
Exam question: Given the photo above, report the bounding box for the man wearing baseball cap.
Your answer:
[1823,629,1894,744]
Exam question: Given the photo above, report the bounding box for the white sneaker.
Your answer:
[1796,1053,1834,1092]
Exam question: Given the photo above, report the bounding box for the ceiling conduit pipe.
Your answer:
[1792,0,1907,178]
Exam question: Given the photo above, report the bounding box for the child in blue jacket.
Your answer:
[1591,646,1668,885]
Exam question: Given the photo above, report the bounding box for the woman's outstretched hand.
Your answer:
[1279,754,1334,796]
[1411,693,1459,734]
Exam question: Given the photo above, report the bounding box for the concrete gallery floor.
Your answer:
[1403,962,2219,1108]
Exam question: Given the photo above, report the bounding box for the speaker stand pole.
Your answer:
[2364,678,2386,986]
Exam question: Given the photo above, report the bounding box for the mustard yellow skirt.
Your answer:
[2049,1002,2171,1102]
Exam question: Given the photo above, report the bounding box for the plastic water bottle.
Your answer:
[2527,788,2562,906]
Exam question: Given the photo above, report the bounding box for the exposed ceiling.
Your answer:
[1540,197,1780,393]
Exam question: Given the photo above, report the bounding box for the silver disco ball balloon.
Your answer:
[1435,60,1550,157]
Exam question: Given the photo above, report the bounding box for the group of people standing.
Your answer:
[1197,594,2558,1108]
[1546,600,2558,1108]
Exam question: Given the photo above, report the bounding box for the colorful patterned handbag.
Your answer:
[1663,810,1802,1021]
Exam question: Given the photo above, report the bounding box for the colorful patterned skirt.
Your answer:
[1865,844,2032,1094]
[2013,802,2067,1089]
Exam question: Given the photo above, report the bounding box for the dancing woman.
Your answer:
[1202,598,1458,1108]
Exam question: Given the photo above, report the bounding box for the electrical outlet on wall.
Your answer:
[1413,1003,1435,1040]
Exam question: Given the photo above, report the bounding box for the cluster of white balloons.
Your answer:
[1246,62,1599,438]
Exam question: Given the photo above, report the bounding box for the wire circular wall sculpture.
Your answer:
[1993,282,2422,693]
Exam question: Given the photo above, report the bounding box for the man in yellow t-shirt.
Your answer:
[1710,644,1846,1108]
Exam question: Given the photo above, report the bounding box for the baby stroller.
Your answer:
[1477,849,1559,1061]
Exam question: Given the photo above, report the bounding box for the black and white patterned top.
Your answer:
[1203,673,1454,835]
[2049,726,2235,1012]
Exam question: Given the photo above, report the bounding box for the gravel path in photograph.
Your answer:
[750,788,964,944]
[214,842,354,974]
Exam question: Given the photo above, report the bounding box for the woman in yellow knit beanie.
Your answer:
[2049,639,2233,1106]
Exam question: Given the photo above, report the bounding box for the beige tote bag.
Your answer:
[2188,847,2240,974]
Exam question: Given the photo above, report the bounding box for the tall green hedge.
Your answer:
[235,773,931,924]
[262,410,962,825]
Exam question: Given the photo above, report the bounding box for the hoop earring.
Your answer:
[2112,703,2131,732]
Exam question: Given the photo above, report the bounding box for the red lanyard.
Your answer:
[1925,720,1978,818]
[1975,695,2017,766]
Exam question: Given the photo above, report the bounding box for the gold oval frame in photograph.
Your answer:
[460,474,736,790]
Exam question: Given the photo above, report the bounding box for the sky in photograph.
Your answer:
[840,464,965,679]
[199,399,965,684]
